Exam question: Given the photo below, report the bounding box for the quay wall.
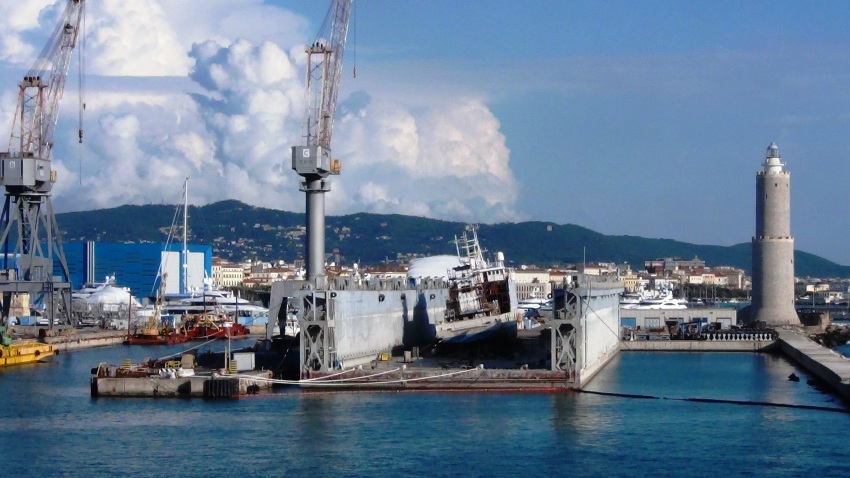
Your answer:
[621,340,776,352]
[45,331,126,351]
[11,327,127,351]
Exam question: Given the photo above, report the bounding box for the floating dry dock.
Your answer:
[297,358,571,392]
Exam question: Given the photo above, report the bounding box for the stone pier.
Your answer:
[776,328,850,401]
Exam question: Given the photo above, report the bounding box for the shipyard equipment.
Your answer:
[291,0,352,281]
[0,0,85,327]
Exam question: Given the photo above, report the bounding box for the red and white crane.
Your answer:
[291,0,353,281]
[7,0,84,165]
[0,0,85,326]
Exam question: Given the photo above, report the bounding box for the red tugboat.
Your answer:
[184,312,250,340]
[124,318,188,345]
[125,273,188,345]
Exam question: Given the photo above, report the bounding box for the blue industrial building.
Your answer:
[61,242,212,300]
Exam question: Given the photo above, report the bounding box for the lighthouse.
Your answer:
[751,143,800,325]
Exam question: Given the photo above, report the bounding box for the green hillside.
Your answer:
[55,200,850,278]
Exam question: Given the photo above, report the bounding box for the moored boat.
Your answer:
[0,324,55,366]
[124,319,188,345]
[183,312,250,340]
[1,340,55,366]
[125,273,188,345]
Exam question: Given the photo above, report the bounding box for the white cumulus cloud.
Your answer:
[3,0,521,228]
[0,0,56,64]
[85,1,192,76]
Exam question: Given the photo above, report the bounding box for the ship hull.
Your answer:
[1,341,55,366]
[436,311,519,344]
[185,324,250,341]
[124,334,188,346]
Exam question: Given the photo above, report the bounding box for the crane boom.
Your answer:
[303,0,352,152]
[8,0,84,161]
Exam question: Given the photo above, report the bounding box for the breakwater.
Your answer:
[776,327,850,402]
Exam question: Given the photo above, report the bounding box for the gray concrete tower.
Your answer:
[751,143,800,325]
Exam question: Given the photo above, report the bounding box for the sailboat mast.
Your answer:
[182,178,189,296]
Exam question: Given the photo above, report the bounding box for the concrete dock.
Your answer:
[92,368,274,398]
[621,339,777,352]
[10,326,267,352]
[43,329,127,351]
[776,327,850,401]
[11,326,127,351]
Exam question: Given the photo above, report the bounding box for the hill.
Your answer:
[55,200,850,278]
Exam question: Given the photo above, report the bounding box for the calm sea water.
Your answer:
[1,341,849,477]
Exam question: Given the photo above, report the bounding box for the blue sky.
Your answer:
[2,1,850,267]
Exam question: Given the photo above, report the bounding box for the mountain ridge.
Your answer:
[55,200,850,278]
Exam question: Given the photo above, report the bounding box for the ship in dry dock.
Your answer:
[259,223,625,390]
[417,225,519,344]
[276,271,624,391]
[266,224,513,374]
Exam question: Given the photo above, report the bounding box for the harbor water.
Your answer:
[2,342,849,477]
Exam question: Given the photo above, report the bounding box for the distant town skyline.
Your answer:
[2,1,850,265]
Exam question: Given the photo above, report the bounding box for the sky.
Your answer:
[2,1,850,265]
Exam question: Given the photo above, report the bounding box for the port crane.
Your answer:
[0,0,84,327]
[291,0,352,281]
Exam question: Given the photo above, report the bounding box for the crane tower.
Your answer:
[0,0,84,326]
[291,0,352,281]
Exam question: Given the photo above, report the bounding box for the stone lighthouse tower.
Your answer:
[751,143,800,325]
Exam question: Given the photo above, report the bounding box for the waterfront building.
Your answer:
[578,261,618,276]
[248,267,295,286]
[617,268,640,293]
[63,241,212,300]
[212,258,244,289]
[513,267,551,300]
[713,267,746,289]
[751,143,800,325]
[645,256,706,276]
[619,307,738,333]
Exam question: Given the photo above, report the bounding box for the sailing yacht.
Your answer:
[154,178,272,334]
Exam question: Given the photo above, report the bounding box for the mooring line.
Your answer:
[577,389,849,413]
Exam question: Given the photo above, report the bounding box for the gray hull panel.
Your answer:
[330,288,448,363]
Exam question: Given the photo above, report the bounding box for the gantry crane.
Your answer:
[0,0,84,327]
[291,0,352,281]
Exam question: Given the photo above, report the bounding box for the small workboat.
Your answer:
[183,312,250,340]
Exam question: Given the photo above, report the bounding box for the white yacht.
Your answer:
[72,276,114,300]
[162,285,272,328]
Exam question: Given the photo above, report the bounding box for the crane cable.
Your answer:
[351,0,357,78]
[77,1,86,184]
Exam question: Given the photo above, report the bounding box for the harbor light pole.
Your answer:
[223,321,232,373]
